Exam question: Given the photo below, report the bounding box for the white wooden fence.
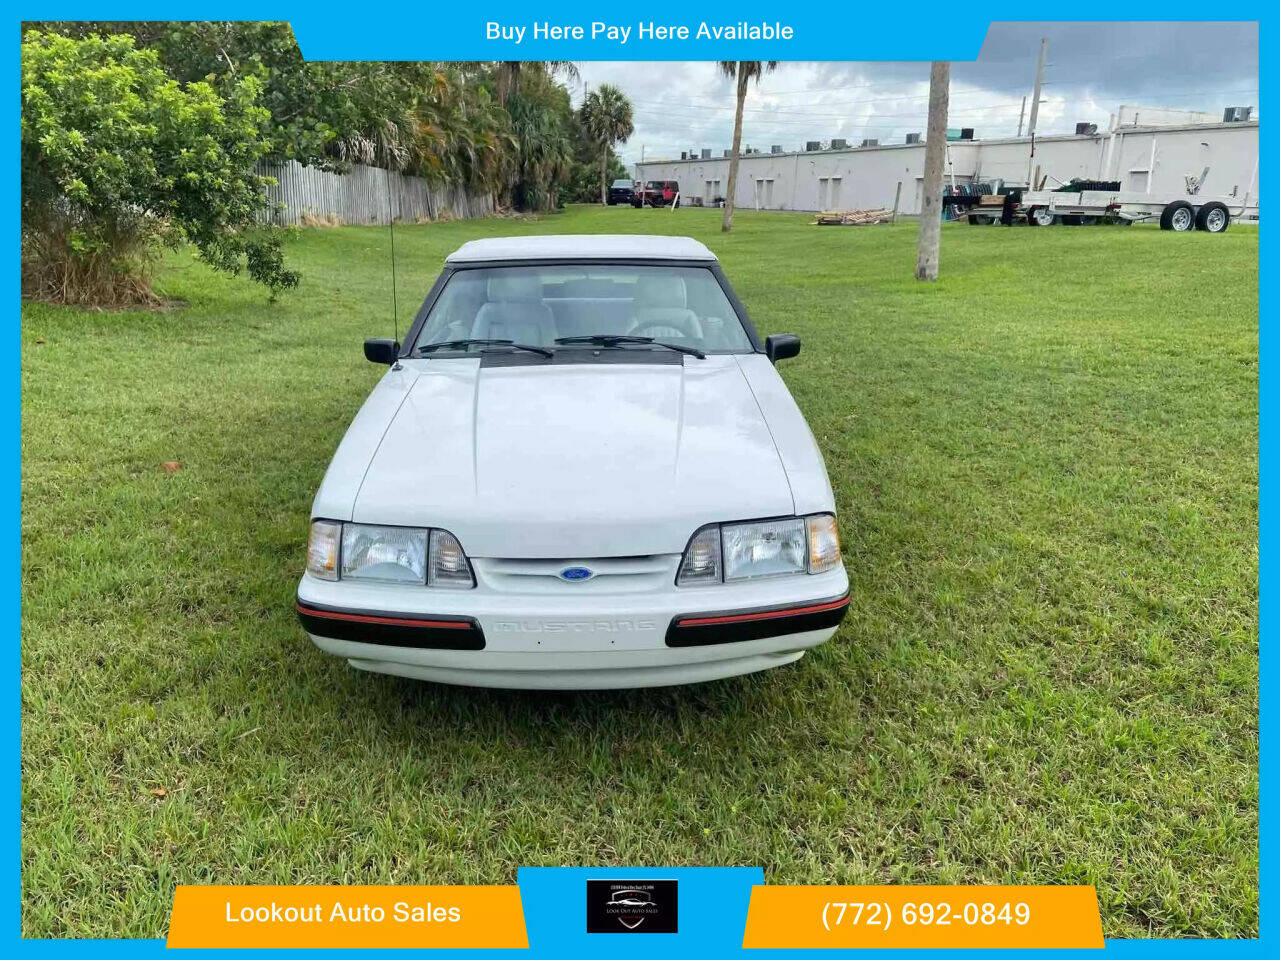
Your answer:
[258,160,495,226]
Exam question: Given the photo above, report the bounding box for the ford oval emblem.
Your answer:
[559,566,594,582]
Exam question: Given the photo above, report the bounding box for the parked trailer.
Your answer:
[1014,190,1242,232]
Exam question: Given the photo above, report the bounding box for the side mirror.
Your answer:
[765,334,801,363]
[364,338,400,365]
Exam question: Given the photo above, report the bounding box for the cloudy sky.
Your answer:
[570,21,1259,168]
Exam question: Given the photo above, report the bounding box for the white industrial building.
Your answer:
[635,117,1259,216]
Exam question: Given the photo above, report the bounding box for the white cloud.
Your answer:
[568,22,1258,168]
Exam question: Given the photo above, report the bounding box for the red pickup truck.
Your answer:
[632,180,681,208]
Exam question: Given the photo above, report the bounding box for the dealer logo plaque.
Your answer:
[586,879,677,933]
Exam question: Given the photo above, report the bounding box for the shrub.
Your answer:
[21,30,298,305]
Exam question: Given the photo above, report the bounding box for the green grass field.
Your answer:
[21,206,1258,937]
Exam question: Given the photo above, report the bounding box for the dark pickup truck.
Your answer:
[607,179,635,205]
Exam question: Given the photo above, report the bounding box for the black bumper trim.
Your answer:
[297,600,485,650]
[665,592,850,647]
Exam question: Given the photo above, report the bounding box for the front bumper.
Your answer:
[296,566,849,689]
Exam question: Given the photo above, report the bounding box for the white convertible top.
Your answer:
[446,234,717,264]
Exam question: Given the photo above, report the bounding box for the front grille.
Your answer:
[472,555,678,594]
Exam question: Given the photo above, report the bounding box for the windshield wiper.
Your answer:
[553,335,705,359]
[417,338,553,358]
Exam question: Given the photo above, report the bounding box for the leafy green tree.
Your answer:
[26,21,439,173]
[29,24,583,208]
[503,69,574,211]
[563,134,628,205]
[578,84,634,204]
[416,64,517,194]
[21,30,298,303]
[489,61,579,105]
[27,22,602,218]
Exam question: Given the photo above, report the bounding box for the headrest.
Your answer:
[635,274,687,309]
[487,272,542,301]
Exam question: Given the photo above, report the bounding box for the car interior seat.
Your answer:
[470,273,557,346]
[628,274,702,341]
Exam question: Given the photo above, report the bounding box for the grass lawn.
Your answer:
[21,206,1257,938]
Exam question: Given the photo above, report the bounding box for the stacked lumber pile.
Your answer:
[813,208,892,226]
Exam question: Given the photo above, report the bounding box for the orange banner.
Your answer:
[166,885,528,949]
[742,885,1103,949]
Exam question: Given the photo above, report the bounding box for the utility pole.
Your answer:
[1025,37,1048,184]
[915,61,949,282]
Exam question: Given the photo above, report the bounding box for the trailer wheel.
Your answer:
[967,214,995,225]
[1195,201,1230,233]
[1160,200,1195,231]
[1027,206,1056,227]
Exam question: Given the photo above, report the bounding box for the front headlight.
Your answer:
[306,520,475,588]
[723,518,808,581]
[342,523,429,583]
[677,514,841,585]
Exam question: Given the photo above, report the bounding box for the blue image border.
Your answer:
[10,7,1265,954]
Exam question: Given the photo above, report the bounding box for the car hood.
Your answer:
[339,355,796,558]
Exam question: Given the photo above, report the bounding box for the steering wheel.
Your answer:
[629,316,700,341]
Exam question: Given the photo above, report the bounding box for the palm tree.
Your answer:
[916,62,950,281]
[717,61,778,232]
[579,84,634,205]
[495,61,579,105]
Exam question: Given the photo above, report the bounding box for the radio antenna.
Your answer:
[385,164,402,370]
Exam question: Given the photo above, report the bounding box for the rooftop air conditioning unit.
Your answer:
[680,151,688,160]
[805,141,821,151]
[1075,122,1098,135]
[771,145,783,154]
[723,149,732,157]
[1224,106,1253,122]
[860,138,879,147]
[905,132,921,144]
[701,148,711,159]
[960,128,974,140]
[830,138,848,149]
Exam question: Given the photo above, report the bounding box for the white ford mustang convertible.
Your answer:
[297,235,848,689]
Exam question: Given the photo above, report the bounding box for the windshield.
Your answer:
[611,179,632,188]
[412,265,754,354]
[645,181,666,190]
